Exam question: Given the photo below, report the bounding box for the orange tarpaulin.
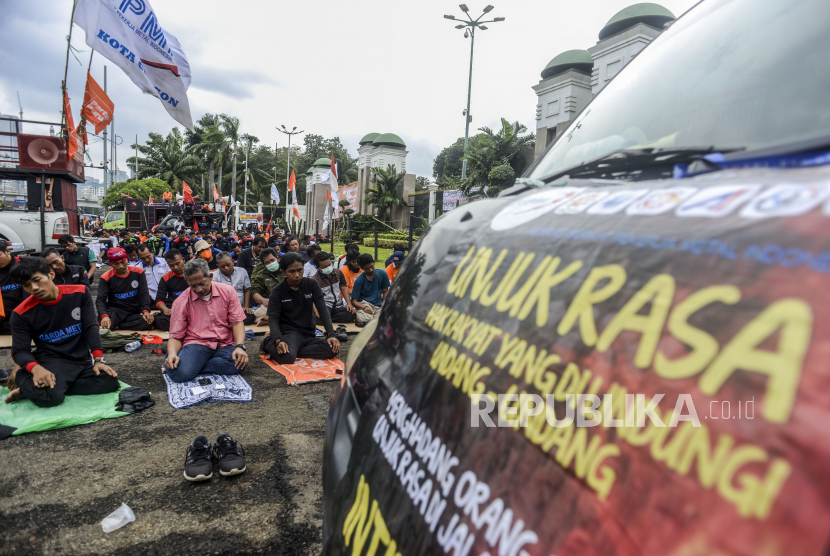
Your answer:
[82,72,114,135]
[260,355,343,385]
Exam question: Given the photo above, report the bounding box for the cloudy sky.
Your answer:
[1,0,697,183]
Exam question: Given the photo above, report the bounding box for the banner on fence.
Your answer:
[240,213,263,223]
[442,189,467,211]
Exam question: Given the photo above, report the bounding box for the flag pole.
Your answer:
[86,48,95,72]
[61,0,78,127]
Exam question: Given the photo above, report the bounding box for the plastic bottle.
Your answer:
[125,341,142,352]
[101,502,135,533]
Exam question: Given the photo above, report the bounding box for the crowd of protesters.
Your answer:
[0,223,405,409]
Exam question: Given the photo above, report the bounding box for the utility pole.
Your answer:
[444,5,505,179]
[110,113,115,186]
[103,66,108,191]
[243,139,250,206]
[16,92,22,120]
[135,134,139,180]
[277,126,304,226]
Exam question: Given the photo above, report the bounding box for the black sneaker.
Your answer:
[213,433,246,476]
[184,435,213,482]
[0,369,8,385]
[335,331,348,342]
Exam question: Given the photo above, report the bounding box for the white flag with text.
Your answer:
[73,0,194,130]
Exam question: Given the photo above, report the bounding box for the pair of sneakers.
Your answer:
[184,433,246,482]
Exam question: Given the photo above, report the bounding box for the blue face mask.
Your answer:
[320,265,334,275]
[266,261,280,273]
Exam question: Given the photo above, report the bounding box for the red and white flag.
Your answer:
[329,154,338,193]
[182,181,194,204]
[288,170,300,220]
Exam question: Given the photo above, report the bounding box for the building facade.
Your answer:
[533,3,676,159]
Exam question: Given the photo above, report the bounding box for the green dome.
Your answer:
[305,168,313,175]
[541,49,594,79]
[359,132,380,145]
[372,133,406,150]
[598,3,675,40]
[313,157,332,168]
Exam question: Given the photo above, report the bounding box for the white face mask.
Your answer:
[320,265,334,275]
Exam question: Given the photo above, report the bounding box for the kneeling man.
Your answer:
[163,258,249,383]
[96,247,155,330]
[264,252,340,365]
[6,257,118,406]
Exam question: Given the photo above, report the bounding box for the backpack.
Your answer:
[99,327,142,353]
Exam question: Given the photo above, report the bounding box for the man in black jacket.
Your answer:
[154,250,188,331]
[42,249,90,289]
[58,234,97,283]
[5,256,118,407]
[263,253,340,365]
[237,236,267,278]
[0,240,25,335]
[96,248,155,331]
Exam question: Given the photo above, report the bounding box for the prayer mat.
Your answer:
[163,372,252,409]
[0,381,135,439]
[260,355,344,385]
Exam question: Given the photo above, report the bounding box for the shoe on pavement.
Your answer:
[335,331,348,343]
[184,435,213,482]
[213,432,246,476]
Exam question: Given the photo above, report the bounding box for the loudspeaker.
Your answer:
[25,177,78,211]
[16,134,84,181]
[126,199,144,212]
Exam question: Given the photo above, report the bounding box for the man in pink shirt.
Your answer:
[164,258,249,383]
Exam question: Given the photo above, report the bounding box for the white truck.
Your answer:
[0,210,72,254]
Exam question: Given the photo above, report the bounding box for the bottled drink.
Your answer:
[125,341,142,352]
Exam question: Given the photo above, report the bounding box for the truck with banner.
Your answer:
[320,0,830,553]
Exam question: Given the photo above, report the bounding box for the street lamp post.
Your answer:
[444,5,505,179]
[277,125,304,228]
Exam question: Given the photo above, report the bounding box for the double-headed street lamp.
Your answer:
[444,5,505,179]
[277,125,304,226]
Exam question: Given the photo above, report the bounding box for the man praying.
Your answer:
[5,257,118,407]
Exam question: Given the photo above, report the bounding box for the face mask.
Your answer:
[200,251,212,260]
[320,265,334,275]
[266,262,280,273]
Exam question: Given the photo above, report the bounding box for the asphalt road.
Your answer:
[0,266,346,555]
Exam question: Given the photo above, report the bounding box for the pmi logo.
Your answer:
[118,0,168,49]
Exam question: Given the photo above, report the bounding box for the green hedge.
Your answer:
[364,236,419,248]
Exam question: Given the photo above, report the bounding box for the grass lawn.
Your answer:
[317,241,396,263]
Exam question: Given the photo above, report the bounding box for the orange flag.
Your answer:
[83,72,114,135]
[182,182,194,204]
[63,89,79,160]
[287,170,295,191]
[212,183,220,201]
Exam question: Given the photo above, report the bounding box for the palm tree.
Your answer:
[364,164,408,222]
[462,118,535,199]
[190,124,227,199]
[219,114,241,200]
[128,129,200,192]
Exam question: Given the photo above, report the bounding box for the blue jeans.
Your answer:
[166,344,241,383]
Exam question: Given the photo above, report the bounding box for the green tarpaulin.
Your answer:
[0,381,133,436]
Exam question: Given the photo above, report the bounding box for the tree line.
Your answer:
[119,113,358,209]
